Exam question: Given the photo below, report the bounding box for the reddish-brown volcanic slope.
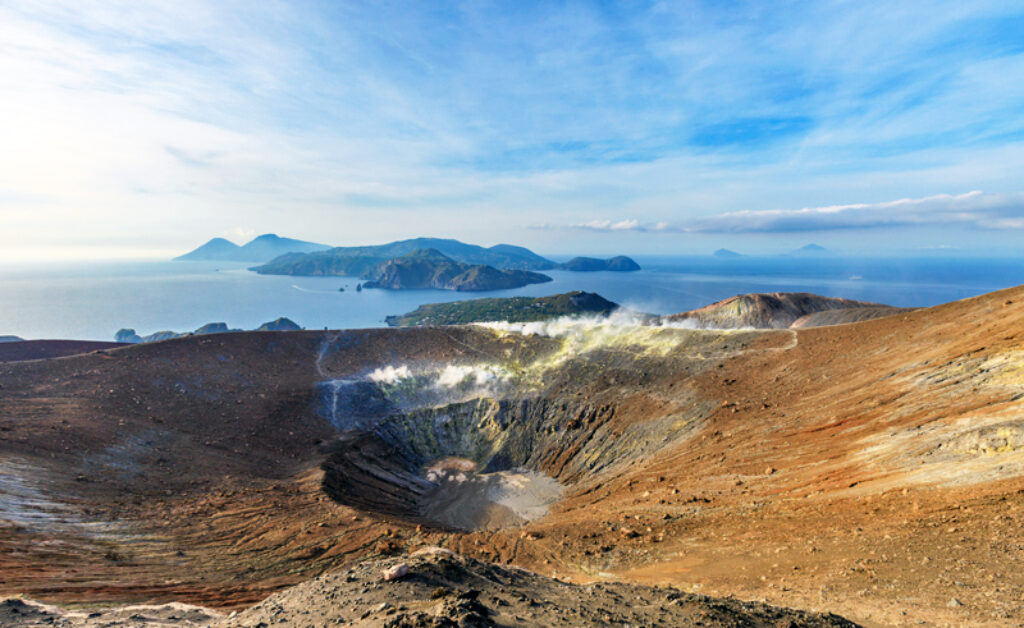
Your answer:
[664,291,905,329]
[3,287,1024,626]
[0,340,128,363]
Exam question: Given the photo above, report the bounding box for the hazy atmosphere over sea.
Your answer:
[3,1,1024,260]
[4,255,1024,341]
[9,3,1024,628]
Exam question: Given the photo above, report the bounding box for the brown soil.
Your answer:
[0,340,128,363]
[2,551,856,627]
[663,291,908,329]
[3,287,1024,626]
[222,550,856,627]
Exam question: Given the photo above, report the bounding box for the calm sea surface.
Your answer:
[1,256,1022,341]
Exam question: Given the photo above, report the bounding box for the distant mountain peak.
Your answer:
[798,243,827,252]
[713,248,742,257]
[789,244,832,256]
[402,247,453,261]
[252,238,558,275]
[175,234,330,262]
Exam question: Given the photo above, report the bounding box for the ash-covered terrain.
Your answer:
[3,287,1024,625]
[3,550,856,627]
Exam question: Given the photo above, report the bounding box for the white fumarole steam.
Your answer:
[475,309,717,363]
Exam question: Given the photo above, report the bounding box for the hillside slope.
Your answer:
[385,291,618,326]
[362,249,552,291]
[3,285,1024,624]
[252,238,556,275]
[664,292,904,329]
[0,340,127,362]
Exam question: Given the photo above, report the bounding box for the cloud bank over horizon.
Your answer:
[2,1,1024,257]
[534,191,1024,234]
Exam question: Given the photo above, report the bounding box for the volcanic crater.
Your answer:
[313,323,732,531]
[4,288,1024,625]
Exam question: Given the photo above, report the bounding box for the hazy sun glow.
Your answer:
[2,1,1024,258]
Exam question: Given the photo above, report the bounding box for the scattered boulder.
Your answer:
[383,563,409,581]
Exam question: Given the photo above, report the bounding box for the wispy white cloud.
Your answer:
[1,1,1024,257]
[564,219,643,231]
[535,191,1024,233]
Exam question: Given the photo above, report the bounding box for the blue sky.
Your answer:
[2,1,1024,258]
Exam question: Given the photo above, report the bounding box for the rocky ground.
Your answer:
[3,287,1024,626]
[0,597,221,627]
[4,550,857,627]
[223,550,857,627]
[0,340,127,362]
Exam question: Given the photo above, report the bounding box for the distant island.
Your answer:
[251,237,557,273]
[0,335,23,343]
[556,256,640,272]
[385,291,618,326]
[361,249,552,292]
[248,236,641,281]
[255,251,384,277]
[789,243,832,256]
[713,248,742,258]
[175,234,330,262]
[115,317,302,343]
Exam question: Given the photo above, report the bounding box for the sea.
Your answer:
[1,255,1022,341]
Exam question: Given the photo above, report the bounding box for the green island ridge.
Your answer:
[250,237,557,274]
[361,249,552,292]
[556,256,641,271]
[246,237,641,277]
[385,291,619,326]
